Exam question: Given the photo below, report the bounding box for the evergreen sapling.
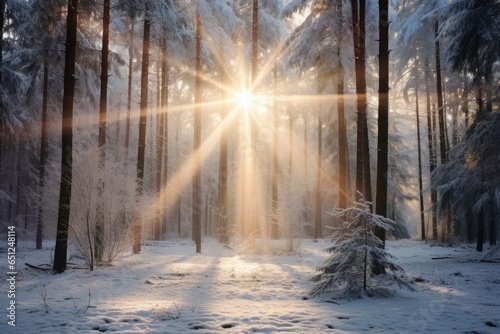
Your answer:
[310,201,414,299]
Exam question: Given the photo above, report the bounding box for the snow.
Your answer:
[2,239,500,333]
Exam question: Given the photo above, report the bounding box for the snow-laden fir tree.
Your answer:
[310,200,414,299]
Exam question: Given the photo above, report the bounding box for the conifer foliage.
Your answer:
[310,201,414,299]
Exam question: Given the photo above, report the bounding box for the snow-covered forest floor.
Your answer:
[2,239,500,333]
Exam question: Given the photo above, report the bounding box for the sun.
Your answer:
[236,91,254,108]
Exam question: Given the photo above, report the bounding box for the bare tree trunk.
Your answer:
[217,67,229,244]
[425,58,438,240]
[125,21,134,157]
[0,0,5,170]
[375,0,389,246]
[415,83,426,240]
[36,63,49,249]
[288,115,293,179]
[161,36,169,234]
[248,0,259,237]
[133,12,151,254]
[0,0,4,85]
[53,0,78,274]
[315,108,322,239]
[153,36,168,241]
[351,0,370,205]
[337,64,347,210]
[271,64,279,239]
[477,207,484,252]
[489,200,497,246]
[462,72,470,128]
[435,21,451,241]
[95,0,110,262]
[154,60,163,241]
[193,9,202,253]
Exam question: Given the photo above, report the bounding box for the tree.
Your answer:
[351,0,371,206]
[315,103,322,239]
[217,66,229,244]
[193,8,202,253]
[282,0,355,223]
[133,3,151,255]
[310,200,414,299]
[415,78,426,240]
[95,0,110,262]
[374,0,390,246]
[53,0,78,274]
[337,0,348,211]
[433,111,500,250]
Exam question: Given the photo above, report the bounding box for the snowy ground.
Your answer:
[1,238,500,333]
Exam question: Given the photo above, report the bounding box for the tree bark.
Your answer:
[247,0,259,237]
[193,9,202,253]
[415,83,426,240]
[217,67,229,243]
[271,64,279,239]
[425,58,438,240]
[477,207,484,252]
[53,0,78,274]
[351,0,370,205]
[337,63,347,210]
[489,200,497,246]
[0,0,4,84]
[125,20,134,156]
[375,0,389,246]
[161,36,169,234]
[95,0,110,262]
[133,12,151,254]
[462,72,470,128]
[154,36,168,241]
[435,21,451,240]
[315,108,322,239]
[36,63,49,249]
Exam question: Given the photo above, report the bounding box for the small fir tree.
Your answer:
[310,200,414,299]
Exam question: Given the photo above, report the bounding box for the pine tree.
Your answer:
[310,200,414,299]
[53,0,78,274]
[133,3,151,255]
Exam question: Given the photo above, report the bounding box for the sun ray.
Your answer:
[135,103,243,225]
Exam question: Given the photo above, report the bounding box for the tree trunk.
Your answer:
[462,72,470,128]
[375,0,389,246]
[248,0,259,237]
[53,0,78,274]
[467,208,474,243]
[125,20,134,157]
[351,0,370,204]
[477,207,484,252]
[36,63,49,249]
[415,83,426,240]
[271,64,279,239]
[154,67,163,241]
[435,22,446,162]
[337,63,347,210]
[425,58,438,240]
[490,200,497,246]
[133,13,151,254]
[315,108,322,239]
[161,36,169,234]
[217,67,229,244]
[0,0,4,84]
[0,0,4,170]
[95,0,110,262]
[154,36,168,241]
[435,21,451,240]
[193,9,202,253]
[288,115,293,179]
